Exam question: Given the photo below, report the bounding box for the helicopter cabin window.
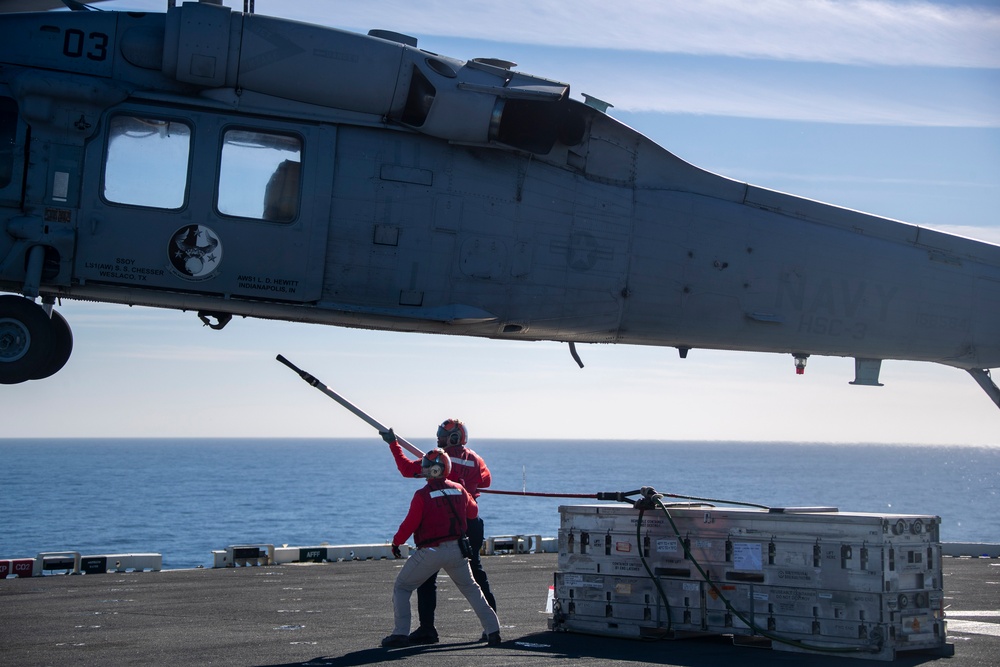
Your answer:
[1,96,19,190]
[217,129,302,223]
[103,116,191,209]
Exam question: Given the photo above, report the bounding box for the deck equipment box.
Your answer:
[549,503,949,661]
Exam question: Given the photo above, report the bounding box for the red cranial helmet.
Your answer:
[436,418,468,447]
[421,448,452,479]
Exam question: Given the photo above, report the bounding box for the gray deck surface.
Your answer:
[1,554,997,666]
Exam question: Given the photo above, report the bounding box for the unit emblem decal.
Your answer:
[169,225,222,279]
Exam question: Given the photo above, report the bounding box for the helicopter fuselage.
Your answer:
[1,3,999,406]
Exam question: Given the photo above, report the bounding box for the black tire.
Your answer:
[0,295,56,384]
[31,309,73,380]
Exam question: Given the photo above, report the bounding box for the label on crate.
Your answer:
[564,574,603,589]
[634,516,666,529]
[776,569,813,583]
[657,538,679,553]
[773,588,814,603]
[610,560,643,574]
[733,542,762,571]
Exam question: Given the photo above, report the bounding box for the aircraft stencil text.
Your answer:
[776,277,897,321]
[85,260,164,281]
[237,274,299,294]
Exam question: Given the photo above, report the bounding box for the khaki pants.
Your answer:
[392,540,500,637]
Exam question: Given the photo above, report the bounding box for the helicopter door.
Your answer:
[0,94,26,210]
[75,105,331,303]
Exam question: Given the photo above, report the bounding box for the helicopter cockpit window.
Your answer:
[103,116,191,209]
[1,96,20,189]
[217,129,302,223]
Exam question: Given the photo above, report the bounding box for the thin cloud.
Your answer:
[587,66,999,126]
[523,49,1000,126]
[90,1,1000,68]
[930,224,1000,246]
[269,0,1000,68]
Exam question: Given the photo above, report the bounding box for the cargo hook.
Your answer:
[198,311,232,330]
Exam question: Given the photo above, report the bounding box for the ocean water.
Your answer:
[1,439,997,570]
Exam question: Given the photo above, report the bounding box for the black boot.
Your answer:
[407,626,439,645]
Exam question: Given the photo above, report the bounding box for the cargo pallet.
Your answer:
[549,503,952,661]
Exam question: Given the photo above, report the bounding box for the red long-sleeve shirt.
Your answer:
[393,478,478,548]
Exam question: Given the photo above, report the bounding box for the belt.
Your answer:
[417,537,458,549]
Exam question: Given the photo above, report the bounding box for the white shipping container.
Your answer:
[551,503,949,661]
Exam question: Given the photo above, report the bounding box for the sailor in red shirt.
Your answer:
[381,449,501,648]
[381,419,496,644]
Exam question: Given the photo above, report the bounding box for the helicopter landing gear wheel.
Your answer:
[0,295,56,384]
[31,309,73,380]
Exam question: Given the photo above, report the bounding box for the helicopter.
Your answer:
[1,0,999,412]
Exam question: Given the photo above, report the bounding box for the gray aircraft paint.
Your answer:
[0,2,997,408]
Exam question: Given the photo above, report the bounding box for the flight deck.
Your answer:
[2,552,998,667]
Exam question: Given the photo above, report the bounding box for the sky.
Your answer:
[3,0,1000,444]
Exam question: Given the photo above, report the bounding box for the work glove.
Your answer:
[391,544,402,559]
[380,428,396,444]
